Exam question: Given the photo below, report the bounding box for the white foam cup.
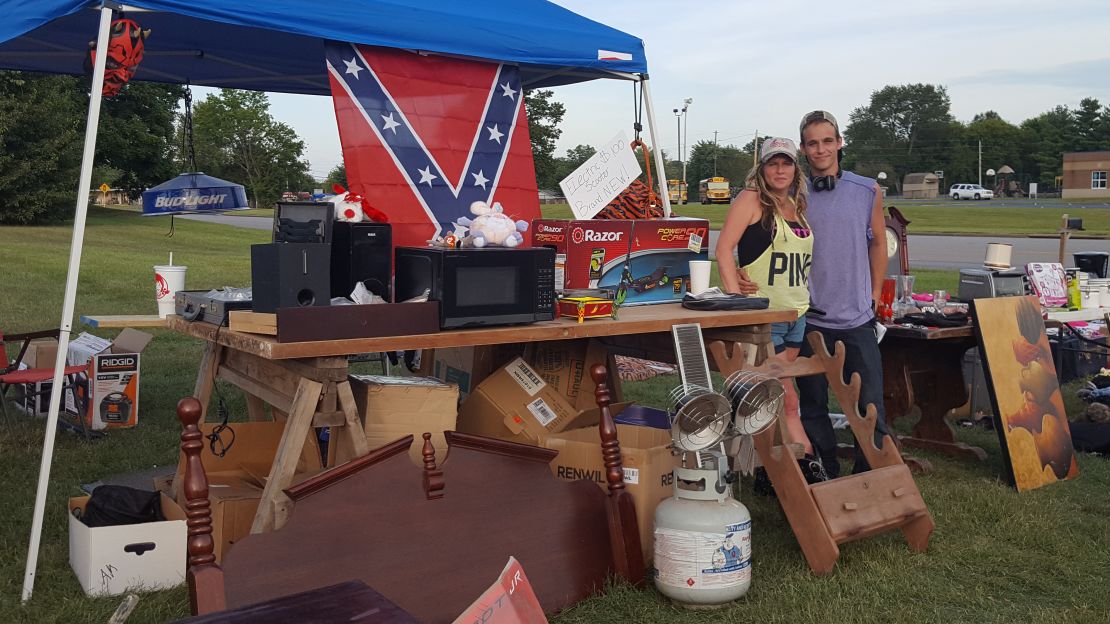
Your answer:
[689,260,712,296]
[154,265,187,318]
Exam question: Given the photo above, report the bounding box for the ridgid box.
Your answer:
[544,423,679,561]
[64,329,153,430]
[532,218,709,305]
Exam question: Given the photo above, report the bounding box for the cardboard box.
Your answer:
[65,329,153,430]
[544,423,679,562]
[456,357,628,445]
[422,344,525,401]
[68,493,186,597]
[350,374,459,465]
[524,339,614,411]
[174,421,321,562]
[532,218,710,305]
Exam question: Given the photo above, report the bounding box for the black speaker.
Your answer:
[251,243,331,313]
[330,222,392,301]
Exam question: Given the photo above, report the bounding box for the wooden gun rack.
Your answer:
[708,330,935,575]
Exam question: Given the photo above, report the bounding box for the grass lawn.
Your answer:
[2,209,1108,623]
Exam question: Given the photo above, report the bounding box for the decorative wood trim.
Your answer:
[421,433,445,500]
[444,431,560,463]
[286,436,413,501]
[179,397,227,615]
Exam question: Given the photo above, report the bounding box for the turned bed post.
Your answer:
[591,364,645,586]
[179,396,227,615]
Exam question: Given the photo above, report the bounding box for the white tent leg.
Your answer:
[21,5,115,604]
[639,75,672,218]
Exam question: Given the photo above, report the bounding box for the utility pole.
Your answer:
[978,140,982,187]
[713,130,719,176]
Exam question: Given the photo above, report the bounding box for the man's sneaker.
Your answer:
[799,454,831,484]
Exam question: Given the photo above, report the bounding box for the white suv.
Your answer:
[949,184,994,200]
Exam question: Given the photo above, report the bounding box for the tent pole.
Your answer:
[638,75,672,217]
[21,4,115,604]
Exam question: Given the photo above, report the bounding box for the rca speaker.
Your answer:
[331,222,392,301]
[251,243,331,313]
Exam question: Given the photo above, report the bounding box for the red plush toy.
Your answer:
[86,18,150,97]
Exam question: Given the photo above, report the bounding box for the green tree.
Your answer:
[523,89,565,190]
[191,89,313,208]
[550,144,596,189]
[1074,97,1104,151]
[96,82,186,198]
[1019,106,1076,186]
[967,112,1024,190]
[0,72,85,223]
[325,162,347,190]
[844,84,957,193]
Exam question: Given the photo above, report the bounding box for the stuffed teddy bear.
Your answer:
[454,201,528,248]
[330,184,388,223]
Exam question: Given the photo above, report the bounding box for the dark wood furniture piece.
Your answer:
[173,580,421,623]
[881,324,987,462]
[884,205,911,277]
[178,365,643,623]
[709,331,935,575]
[166,303,793,533]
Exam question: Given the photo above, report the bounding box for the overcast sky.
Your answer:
[248,0,1110,180]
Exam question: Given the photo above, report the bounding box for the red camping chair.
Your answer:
[1,329,91,437]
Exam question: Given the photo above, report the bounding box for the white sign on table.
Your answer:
[558,131,642,220]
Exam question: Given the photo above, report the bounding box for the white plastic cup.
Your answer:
[689,260,712,296]
[154,265,187,318]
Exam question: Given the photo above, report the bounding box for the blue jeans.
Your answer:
[771,318,807,353]
[795,321,890,477]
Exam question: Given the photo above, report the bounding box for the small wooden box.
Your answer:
[275,302,440,342]
[557,297,615,324]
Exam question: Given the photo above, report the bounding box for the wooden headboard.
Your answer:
[180,365,644,622]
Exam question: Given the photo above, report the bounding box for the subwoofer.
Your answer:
[251,243,331,313]
[331,222,392,301]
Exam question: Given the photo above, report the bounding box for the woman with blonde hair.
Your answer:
[715,137,826,486]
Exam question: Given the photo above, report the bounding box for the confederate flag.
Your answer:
[325,41,541,249]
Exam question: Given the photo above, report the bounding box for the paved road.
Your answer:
[179,213,271,230]
[183,212,1103,270]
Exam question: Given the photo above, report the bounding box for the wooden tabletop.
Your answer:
[80,314,167,329]
[884,323,973,340]
[166,304,795,360]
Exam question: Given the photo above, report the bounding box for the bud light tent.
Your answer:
[0,0,665,602]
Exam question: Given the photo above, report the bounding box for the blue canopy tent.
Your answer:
[0,0,670,602]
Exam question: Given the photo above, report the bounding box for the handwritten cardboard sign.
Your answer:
[559,131,642,220]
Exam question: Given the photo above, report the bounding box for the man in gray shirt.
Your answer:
[794,110,890,477]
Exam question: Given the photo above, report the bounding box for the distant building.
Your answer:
[901,172,939,199]
[538,189,565,204]
[93,188,129,205]
[1062,151,1110,199]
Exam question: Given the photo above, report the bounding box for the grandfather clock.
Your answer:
[884,205,910,276]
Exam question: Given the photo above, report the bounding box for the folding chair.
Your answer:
[1,329,92,437]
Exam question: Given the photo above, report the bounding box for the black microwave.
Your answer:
[394,247,556,329]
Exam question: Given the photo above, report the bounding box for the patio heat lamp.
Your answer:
[142,87,248,219]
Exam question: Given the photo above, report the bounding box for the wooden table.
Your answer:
[167,304,794,534]
[881,323,987,462]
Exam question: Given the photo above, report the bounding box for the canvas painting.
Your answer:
[971,296,1079,491]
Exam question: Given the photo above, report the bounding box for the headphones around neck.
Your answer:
[811,168,843,192]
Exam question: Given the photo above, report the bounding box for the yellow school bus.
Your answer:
[699,177,731,204]
[667,179,688,204]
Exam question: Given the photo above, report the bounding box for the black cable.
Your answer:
[205,325,235,457]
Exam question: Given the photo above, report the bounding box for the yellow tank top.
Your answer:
[740,213,812,314]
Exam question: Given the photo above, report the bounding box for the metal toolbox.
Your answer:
[174,290,253,326]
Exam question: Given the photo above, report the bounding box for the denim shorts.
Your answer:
[771,318,807,352]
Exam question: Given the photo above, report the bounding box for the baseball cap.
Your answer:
[759,137,798,164]
[799,110,839,139]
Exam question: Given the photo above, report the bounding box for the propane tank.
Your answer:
[654,459,751,607]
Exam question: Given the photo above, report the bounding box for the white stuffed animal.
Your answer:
[454,201,528,248]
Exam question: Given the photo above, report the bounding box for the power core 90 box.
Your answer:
[532,218,709,305]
